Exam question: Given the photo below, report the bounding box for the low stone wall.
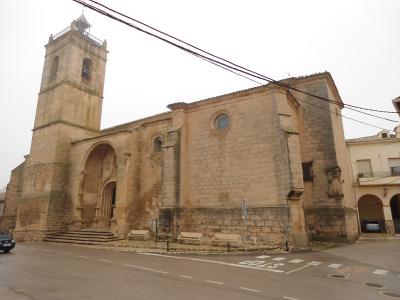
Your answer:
[161,206,292,245]
[306,207,357,241]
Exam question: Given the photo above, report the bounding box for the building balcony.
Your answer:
[357,170,400,186]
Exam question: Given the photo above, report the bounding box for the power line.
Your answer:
[72,0,398,131]
[82,0,400,115]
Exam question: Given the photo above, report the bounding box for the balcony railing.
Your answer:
[51,25,104,47]
[358,169,400,179]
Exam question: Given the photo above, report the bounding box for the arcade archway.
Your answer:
[390,194,400,234]
[358,194,385,233]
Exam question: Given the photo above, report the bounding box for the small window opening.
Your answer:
[49,56,59,82]
[382,132,388,138]
[302,161,313,182]
[82,58,92,80]
[154,137,163,153]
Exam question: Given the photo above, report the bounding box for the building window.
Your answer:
[82,58,92,80]
[357,159,372,178]
[302,161,313,182]
[49,56,59,82]
[214,113,230,131]
[388,158,400,176]
[154,137,163,153]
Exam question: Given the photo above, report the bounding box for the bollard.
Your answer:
[167,240,170,252]
[284,240,289,252]
[227,242,230,252]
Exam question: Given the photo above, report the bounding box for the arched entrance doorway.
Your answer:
[358,194,385,233]
[81,143,117,229]
[390,194,400,234]
[99,181,117,226]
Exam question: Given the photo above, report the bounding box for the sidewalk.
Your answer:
[358,233,400,241]
[66,239,290,255]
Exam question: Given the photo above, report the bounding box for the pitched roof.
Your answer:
[167,71,340,110]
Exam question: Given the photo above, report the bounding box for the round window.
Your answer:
[215,113,230,131]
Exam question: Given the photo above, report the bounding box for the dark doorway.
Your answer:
[390,194,400,234]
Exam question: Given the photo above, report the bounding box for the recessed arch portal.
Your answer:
[81,143,117,228]
[358,194,385,233]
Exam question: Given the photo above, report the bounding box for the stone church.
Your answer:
[0,16,360,247]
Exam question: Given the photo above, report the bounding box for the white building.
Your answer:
[346,125,400,234]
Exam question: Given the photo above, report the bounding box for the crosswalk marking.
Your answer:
[256,255,270,259]
[308,261,322,266]
[328,264,342,269]
[373,269,388,275]
[288,259,304,264]
[272,257,286,261]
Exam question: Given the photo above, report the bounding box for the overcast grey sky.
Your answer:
[0,0,399,188]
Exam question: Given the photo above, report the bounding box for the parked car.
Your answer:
[362,220,381,233]
[0,232,16,253]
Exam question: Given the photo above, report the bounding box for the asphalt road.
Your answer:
[0,239,399,300]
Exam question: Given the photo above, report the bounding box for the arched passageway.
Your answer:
[358,194,385,233]
[390,194,400,234]
[81,143,117,229]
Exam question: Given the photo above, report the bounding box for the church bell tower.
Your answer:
[13,15,108,240]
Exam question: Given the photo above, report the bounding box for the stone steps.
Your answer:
[44,229,120,245]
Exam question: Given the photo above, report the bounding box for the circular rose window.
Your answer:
[214,113,230,131]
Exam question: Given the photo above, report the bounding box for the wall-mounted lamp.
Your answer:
[383,186,388,197]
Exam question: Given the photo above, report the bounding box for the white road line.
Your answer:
[179,275,193,279]
[373,269,388,275]
[140,253,284,273]
[273,257,286,261]
[308,261,322,266]
[206,280,224,285]
[98,259,112,263]
[240,287,260,293]
[283,296,299,300]
[328,264,343,269]
[124,264,168,274]
[285,264,312,274]
[256,255,270,259]
[288,259,304,264]
[77,255,89,259]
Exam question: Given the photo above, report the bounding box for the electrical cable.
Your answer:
[83,0,400,115]
[72,0,399,131]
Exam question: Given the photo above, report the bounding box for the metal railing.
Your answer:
[357,170,400,179]
[51,25,103,46]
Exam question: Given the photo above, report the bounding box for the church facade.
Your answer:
[0,17,360,247]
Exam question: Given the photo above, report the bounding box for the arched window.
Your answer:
[154,137,163,153]
[49,56,59,82]
[82,58,92,80]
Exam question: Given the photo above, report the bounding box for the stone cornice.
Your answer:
[39,79,103,98]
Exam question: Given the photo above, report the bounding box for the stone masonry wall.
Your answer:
[0,163,25,233]
[294,77,355,240]
[176,207,289,245]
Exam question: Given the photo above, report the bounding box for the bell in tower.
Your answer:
[73,14,91,33]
